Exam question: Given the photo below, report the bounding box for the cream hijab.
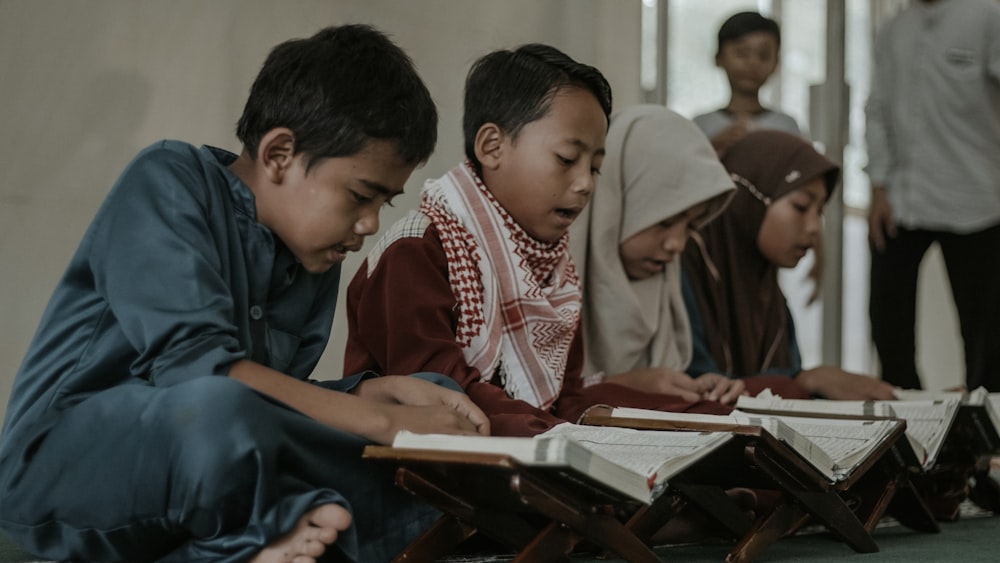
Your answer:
[570,105,734,379]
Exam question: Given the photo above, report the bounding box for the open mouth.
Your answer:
[555,208,579,220]
[646,259,667,272]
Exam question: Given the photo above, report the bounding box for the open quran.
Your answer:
[602,407,908,483]
[389,423,733,504]
[734,393,963,470]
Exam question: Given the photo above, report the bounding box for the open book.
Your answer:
[390,423,732,504]
[893,386,1000,456]
[605,407,905,483]
[734,394,960,469]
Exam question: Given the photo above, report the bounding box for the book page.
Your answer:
[609,407,740,425]
[883,400,959,468]
[892,389,967,403]
[541,424,732,486]
[729,413,837,480]
[392,431,554,462]
[987,394,1000,436]
[754,416,901,478]
[735,395,896,418]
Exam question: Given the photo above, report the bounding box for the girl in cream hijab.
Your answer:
[571,105,751,403]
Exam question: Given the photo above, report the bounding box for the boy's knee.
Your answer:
[162,377,279,479]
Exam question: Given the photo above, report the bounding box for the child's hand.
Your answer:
[796,366,897,400]
[868,184,897,252]
[355,375,490,436]
[694,373,746,404]
[711,119,752,157]
[604,368,704,401]
[371,403,488,444]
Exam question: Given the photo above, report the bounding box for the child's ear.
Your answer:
[257,127,297,184]
[474,123,505,171]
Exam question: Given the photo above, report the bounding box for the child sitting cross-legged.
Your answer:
[0,24,488,563]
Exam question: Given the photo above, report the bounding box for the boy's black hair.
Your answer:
[462,43,612,176]
[717,11,781,55]
[236,24,437,169]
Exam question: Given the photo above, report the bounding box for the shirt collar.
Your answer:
[200,145,258,221]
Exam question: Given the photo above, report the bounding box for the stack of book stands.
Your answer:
[362,398,949,563]
[736,387,1000,520]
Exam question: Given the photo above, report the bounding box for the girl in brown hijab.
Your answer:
[682,130,897,399]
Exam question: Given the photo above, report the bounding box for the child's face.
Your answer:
[486,87,607,243]
[264,139,414,273]
[619,202,709,280]
[716,31,780,97]
[757,178,826,268]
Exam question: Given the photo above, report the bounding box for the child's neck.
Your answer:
[724,93,765,116]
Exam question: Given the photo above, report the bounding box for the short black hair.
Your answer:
[717,11,781,56]
[236,24,437,169]
[462,43,612,176]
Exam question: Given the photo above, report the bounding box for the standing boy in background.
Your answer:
[866,0,1000,392]
[0,24,488,563]
[693,11,802,157]
[693,10,827,307]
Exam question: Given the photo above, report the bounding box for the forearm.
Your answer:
[228,359,392,438]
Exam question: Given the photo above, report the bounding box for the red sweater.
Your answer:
[344,224,733,437]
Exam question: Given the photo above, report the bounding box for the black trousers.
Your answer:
[869,222,1000,391]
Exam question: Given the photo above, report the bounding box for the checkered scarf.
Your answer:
[419,162,581,409]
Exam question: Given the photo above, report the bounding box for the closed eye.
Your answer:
[352,191,374,204]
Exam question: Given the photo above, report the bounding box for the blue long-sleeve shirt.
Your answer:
[1,141,341,444]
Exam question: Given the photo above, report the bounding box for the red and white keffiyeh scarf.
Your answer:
[419,162,581,409]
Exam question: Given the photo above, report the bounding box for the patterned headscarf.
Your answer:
[682,130,839,376]
[571,105,734,379]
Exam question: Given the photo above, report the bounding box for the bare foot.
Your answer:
[252,504,352,563]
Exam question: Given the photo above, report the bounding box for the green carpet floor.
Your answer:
[2,515,998,562]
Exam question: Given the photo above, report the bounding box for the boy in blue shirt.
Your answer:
[0,24,488,563]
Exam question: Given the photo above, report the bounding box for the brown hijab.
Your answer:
[682,130,839,377]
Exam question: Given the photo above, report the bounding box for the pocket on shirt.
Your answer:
[940,46,980,80]
[266,327,302,374]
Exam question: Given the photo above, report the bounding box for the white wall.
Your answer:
[0,0,642,423]
[0,0,968,427]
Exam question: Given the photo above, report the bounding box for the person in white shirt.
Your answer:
[865,0,1000,392]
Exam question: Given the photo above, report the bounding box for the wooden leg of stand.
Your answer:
[513,521,577,563]
[751,446,879,554]
[726,499,808,563]
[515,474,662,563]
[782,489,879,553]
[392,516,475,563]
[887,480,941,533]
[394,468,539,552]
[672,483,754,539]
[624,492,687,544]
[846,471,899,532]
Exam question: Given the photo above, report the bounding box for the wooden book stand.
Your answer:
[363,446,714,562]
[583,415,938,563]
